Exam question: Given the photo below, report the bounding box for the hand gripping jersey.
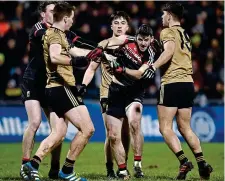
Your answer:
[114,42,155,86]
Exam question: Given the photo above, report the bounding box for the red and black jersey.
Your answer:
[115,42,155,86]
[23,21,48,81]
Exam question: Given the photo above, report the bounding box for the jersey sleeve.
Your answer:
[48,32,62,45]
[160,28,175,44]
[34,29,46,38]
[142,46,155,66]
[124,35,135,44]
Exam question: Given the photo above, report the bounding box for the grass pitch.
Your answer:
[0,142,223,181]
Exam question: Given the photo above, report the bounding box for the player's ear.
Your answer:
[40,12,45,19]
[111,24,113,30]
[64,16,68,24]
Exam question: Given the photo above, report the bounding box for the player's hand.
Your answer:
[110,60,126,74]
[141,65,156,79]
[150,39,163,54]
[86,46,103,60]
[77,84,87,96]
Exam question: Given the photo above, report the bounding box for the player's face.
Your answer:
[162,11,170,27]
[64,11,74,30]
[136,34,151,52]
[43,4,55,25]
[111,17,129,37]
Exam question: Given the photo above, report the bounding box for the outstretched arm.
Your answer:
[82,60,100,86]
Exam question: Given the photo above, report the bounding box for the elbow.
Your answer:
[50,56,58,64]
[136,74,142,80]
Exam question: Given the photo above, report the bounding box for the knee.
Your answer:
[28,119,41,132]
[84,126,95,138]
[178,125,191,135]
[108,131,120,143]
[159,126,173,136]
[130,120,141,133]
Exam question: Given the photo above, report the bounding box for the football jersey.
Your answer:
[43,27,75,88]
[114,42,155,86]
[23,21,48,81]
[160,26,193,85]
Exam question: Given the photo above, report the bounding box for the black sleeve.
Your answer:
[66,30,97,50]
[34,28,46,38]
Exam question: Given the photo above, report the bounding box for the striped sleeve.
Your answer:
[143,46,155,66]
[34,22,45,38]
[124,35,135,44]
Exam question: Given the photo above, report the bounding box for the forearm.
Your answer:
[82,67,95,86]
[125,68,143,80]
[153,50,173,69]
[51,54,71,65]
[69,47,91,57]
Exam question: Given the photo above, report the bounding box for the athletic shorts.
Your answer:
[157,82,195,108]
[45,85,84,118]
[100,98,108,114]
[21,78,47,108]
[106,82,144,119]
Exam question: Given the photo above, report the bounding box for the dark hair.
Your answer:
[162,2,184,19]
[136,24,153,37]
[109,11,130,24]
[38,1,58,13]
[53,2,75,22]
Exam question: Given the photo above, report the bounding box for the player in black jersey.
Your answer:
[20,2,62,180]
[97,24,155,179]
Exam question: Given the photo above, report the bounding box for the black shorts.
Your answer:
[45,86,84,118]
[100,98,108,114]
[157,82,195,108]
[106,82,144,119]
[21,78,47,108]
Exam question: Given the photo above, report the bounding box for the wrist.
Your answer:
[81,84,87,88]
[152,64,156,71]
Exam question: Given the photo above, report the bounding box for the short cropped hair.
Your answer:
[109,11,130,24]
[136,24,153,37]
[53,2,75,22]
[38,1,58,13]
[162,2,184,20]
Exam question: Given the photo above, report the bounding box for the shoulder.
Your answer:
[160,28,175,36]
[160,28,176,42]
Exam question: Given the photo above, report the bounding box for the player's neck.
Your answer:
[52,22,65,32]
[41,20,52,28]
[169,21,181,28]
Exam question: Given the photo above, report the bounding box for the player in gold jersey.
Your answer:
[81,11,131,179]
[22,3,92,181]
[142,2,213,180]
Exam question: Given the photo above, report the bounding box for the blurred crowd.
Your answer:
[0,1,224,105]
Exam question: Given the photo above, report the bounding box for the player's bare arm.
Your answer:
[69,46,91,57]
[82,60,100,86]
[50,44,71,65]
[123,64,149,80]
[153,40,175,69]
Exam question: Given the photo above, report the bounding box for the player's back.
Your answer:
[23,21,48,81]
[43,27,75,88]
[160,26,193,85]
